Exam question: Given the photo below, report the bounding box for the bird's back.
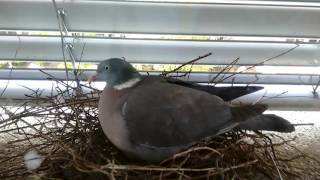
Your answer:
[123,77,234,148]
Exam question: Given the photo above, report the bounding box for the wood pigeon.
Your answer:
[91,58,295,162]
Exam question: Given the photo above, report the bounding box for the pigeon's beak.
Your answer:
[88,73,97,84]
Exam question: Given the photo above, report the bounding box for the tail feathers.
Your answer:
[231,104,268,122]
[236,114,295,133]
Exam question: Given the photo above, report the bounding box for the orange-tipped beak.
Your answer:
[88,73,97,84]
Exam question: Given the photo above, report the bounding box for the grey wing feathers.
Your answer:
[123,79,235,148]
[230,104,268,122]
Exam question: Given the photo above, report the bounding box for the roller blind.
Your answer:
[0,0,319,109]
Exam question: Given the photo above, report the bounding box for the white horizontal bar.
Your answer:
[132,0,320,7]
[1,0,320,37]
[0,80,318,110]
[0,69,319,85]
[1,36,319,65]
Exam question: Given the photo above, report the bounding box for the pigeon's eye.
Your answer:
[104,65,110,70]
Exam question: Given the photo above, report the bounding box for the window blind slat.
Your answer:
[0,69,318,85]
[1,0,320,37]
[1,36,319,66]
[0,79,318,111]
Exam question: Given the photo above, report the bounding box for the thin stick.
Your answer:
[0,37,21,98]
[312,75,320,96]
[100,160,258,172]
[291,123,314,126]
[162,52,212,76]
[52,0,69,83]
[161,146,222,164]
[268,151,284,180]
[217,44,300,83]
[210,58,239,84]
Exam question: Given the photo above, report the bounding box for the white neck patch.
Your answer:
[113,77,141,90]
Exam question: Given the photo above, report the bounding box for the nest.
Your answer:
[1,55,320,179]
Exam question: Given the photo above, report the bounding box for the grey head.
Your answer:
[96,58,141,88]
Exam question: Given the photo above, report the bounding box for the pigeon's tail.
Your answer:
[236,114,295,133]
[230,104,295,133]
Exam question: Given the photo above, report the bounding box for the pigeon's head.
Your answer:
[90,58,141,89]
